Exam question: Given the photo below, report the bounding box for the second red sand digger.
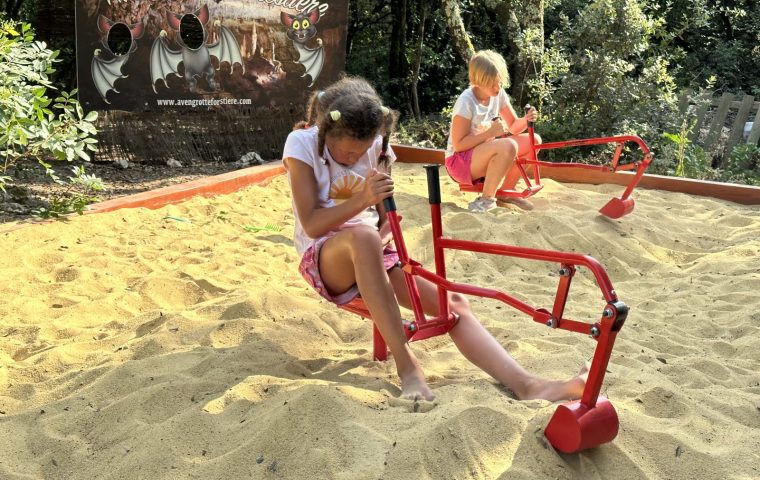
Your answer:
[457,109,654,219]
[340,165,628,454]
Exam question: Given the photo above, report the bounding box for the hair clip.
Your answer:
[381,106,390,115]
[329,110,341,122]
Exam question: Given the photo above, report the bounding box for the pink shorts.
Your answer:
[445,149,482,186]
[299,233,401,305]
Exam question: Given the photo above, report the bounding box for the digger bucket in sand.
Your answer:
[545,396,619,453]
[542,298,628,453]
[599,196,635,219]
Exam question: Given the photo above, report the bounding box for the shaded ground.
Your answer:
[0,157,267,224]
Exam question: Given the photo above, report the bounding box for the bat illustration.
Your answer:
[281,9,324,87]
[150,4,244,93]
[91,16,144,103]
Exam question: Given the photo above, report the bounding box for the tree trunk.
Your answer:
[389,0,409,108]
[441,0,474,63]
[346,0,360,56]
[409,3,427,119]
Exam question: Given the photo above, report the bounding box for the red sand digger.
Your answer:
[340,165,628,454]
[458,108,653,218]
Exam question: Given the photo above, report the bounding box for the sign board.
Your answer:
[75,0,349,111]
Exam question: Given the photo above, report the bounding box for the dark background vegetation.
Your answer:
[3,0,760,186]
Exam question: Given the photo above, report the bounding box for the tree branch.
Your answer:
[441,0,475,63]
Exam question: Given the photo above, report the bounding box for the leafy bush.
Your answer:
[34,165,106,218]
[648,0,760,95]
[721,143,760,185]
[393,116,449,149]
[538,0,680,163]
[0,18,99,197]
[655,120,712,178]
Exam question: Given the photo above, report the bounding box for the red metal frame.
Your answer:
[339,165,628,453]
[459,124,654,218]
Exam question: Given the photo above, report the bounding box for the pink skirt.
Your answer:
[299,233,400,305]
[445,148,477,186]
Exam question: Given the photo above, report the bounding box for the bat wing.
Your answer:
[208,25,244,74]
[294,42,324,87]
[91,52,129,104]
[150,34,183,93]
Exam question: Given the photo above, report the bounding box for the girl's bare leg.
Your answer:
[389,269,586,401]
[495,133,543,211]
[499,132,542,191]
[470,138,518,198]
[319,227,434,401]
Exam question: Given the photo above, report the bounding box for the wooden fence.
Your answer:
[94,106,303,165]
[677,91,760,163]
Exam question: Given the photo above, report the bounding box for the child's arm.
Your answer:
[285,158,393,239]
[377,202,392,246]
[450,115,506,152]
[499,99,537,135]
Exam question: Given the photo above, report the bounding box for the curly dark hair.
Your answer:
[294,77,398,167]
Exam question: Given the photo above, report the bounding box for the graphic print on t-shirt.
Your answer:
[329,170,365,204]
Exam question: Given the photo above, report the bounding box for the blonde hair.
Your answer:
[468,50,510,89]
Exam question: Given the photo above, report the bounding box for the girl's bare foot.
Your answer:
[399,368,435,401]
[520,362,590,402]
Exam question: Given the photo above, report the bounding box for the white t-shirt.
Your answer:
[445,88,510,157]
[282,126,396,256]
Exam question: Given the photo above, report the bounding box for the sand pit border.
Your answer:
[0,162,285,234]
[85,161,286,214]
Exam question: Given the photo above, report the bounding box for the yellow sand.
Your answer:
[1,162,759,479]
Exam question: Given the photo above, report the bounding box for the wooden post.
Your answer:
[703,92,733,152]
[689,91,713,143]
[749,107,760,146]
[677,90,691,116]
[725,95,755,156]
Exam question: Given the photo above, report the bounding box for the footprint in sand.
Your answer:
[384,390,438,413]
[635,386,687,418]
[686,359,734,383]
[715,214,754,228]
[23,252,64,270]
[136,276,217,309]
[54,267,80,283]
[134,314,168,338]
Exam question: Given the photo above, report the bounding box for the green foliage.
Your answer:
[393,116,449,149]
[721,144,760,185]
[539,0,679,159]
[346,0,465,116]
[244,223,282,233]
[0,18,99,193]
[646,0,760,95]
[34,165,105,218]
[656,120,712,178]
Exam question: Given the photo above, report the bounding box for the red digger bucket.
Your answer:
[544,395,619,453]
[598,196,635,219]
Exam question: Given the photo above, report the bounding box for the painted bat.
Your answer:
[150,4,244,93]
[281,9,324,87]
[91,15,144,103]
